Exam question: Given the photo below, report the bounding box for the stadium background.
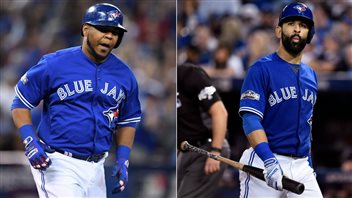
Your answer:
[178,0,351,197]
[0,0,176,197]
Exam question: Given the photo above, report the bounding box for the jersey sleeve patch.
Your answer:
[20,73,29,85]
[240,90,260,101]
[198,86,216,101]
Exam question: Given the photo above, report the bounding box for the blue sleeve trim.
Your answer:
[242,113,263,135]
[14,85,35,109]
[11,96,32,110]
[239,107,263,119]
[254,142,275,161]
[117,117,141,125]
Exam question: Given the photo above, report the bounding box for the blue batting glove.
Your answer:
[263,157,283,191]
[112,145,131,194]
[20,125,55,170]
[112,159,129,193]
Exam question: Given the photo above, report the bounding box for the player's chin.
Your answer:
[96,46,112,56]
[99,44,113,52]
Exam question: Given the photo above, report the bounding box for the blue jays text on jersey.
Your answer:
[239,52,317,157]
[12,46,142,156]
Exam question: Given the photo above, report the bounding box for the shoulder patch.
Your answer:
[20,73,28,85]
[241,90,260,101]
[198,86,216,101]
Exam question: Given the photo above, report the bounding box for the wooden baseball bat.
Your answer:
[180,141,305,195]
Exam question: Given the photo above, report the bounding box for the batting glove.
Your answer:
[112,145,131,194]
[263,157,283,191]
[112,159,129,193]
[20,125,54,170]
[24,137,55,170]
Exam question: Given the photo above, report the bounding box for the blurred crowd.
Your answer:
[0,0,176,168]
[178,0,352,80]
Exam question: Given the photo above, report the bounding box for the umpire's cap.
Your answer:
[82,3,127,48]
[278,2,315,43]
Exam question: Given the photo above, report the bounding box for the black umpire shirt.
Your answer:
[177,64,221,149]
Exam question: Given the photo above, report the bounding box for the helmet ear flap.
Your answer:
[306,26,315,44]
[114,31,125,48]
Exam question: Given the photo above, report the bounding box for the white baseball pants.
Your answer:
[239,147,323,198]
[30,152,107,198]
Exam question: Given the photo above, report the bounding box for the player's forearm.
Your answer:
[242,113,267,148]
[115,127,136,148]
[246,129,268,148]
[209,101,228,149]
[11,108,33,129]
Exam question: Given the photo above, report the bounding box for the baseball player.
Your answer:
[177,63,230,198]
[11,3,141,197]
[238,2,323,197]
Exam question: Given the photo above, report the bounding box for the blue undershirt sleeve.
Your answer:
[242,112,264,135]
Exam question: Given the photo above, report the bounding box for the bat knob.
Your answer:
[180,141,190,151]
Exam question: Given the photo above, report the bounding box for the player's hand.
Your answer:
[23,136,54,170]
[112,159,129,194]
[263,157,283,191]
[204,151,221,175]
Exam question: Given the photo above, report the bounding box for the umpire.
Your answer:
[177,63,230,198]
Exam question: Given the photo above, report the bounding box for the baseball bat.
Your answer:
[180,141,305,195]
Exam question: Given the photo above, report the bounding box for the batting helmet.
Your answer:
[278,2,315,43]
[82,3,127,48]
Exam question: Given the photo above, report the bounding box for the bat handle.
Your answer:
[242,165,305,194]
[283,176,305,195]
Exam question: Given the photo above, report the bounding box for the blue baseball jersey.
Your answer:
[12,46,141,156]
[239,52,317,157]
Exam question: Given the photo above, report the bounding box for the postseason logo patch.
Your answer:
[241,90,260,101]
[20,73,28,85]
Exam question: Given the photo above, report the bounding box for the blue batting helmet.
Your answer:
[278,2,315,43]
[82,3,127,48]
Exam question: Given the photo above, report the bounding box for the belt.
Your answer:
[276,153,306,159]
[55,148,105,163]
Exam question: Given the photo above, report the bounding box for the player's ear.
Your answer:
[275,25,282,39]
[82,24,90,37]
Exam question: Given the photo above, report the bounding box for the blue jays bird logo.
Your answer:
[103,89,126,129]
[293,5,306,13]
[104,107,120,129]
[107,10,121,21]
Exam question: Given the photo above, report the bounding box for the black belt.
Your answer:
[276,153,306,159]
[55,148,105,163]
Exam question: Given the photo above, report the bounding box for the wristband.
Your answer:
[19,124,36,143]
[115,145,131,160]
[210,146,222,153]
[254,142,275,161]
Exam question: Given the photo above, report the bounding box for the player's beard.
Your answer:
[281,32,307,56]
[87,36,110,62]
